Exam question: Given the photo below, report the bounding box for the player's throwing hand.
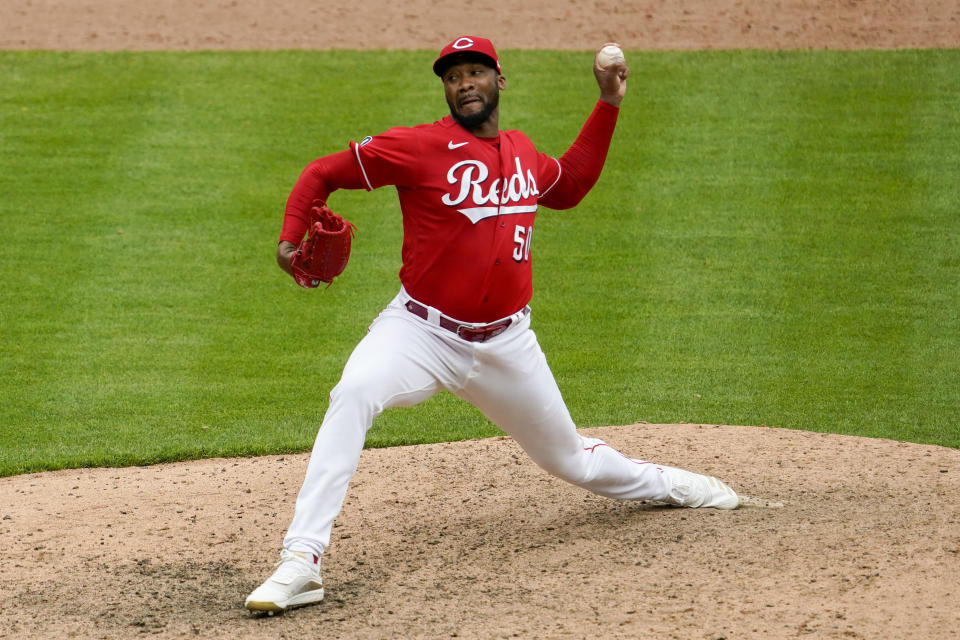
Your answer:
[594,42,629,107]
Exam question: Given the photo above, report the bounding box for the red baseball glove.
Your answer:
[289,202,357,288]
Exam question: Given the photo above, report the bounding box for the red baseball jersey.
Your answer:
[349,116,562,323]
[280,100,619,323]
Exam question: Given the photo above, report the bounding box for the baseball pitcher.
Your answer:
[245,36,740,614]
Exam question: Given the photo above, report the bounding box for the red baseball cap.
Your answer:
[433,36,501,77]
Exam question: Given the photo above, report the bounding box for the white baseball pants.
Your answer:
[283,289,672,557]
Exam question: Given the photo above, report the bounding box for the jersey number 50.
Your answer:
[513,225,533,263]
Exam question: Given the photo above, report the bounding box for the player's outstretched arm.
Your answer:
[594,42,629,107]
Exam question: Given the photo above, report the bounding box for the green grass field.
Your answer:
[1,49,957,477]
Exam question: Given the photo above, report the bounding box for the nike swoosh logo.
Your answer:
[448,140,469,150]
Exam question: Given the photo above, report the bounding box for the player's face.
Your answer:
[442,62,505,131]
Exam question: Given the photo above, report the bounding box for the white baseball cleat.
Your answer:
[660,466,740,509]
[245,549,325,613]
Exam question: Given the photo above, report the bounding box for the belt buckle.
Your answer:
[457,320,509,343]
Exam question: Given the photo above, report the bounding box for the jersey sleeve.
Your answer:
[536,151,563,200]
[279,149,366,245]
[349,127,421,190]
[537,99,619,210]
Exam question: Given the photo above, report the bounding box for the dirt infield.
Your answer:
[2,2,959,639]
[2,424,958,639]
[2,0,958,50]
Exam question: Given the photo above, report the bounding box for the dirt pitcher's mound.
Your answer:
[1,423,958,639]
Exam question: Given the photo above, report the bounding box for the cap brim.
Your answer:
[433,51,499,77]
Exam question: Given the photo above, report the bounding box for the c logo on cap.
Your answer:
[452,37,474,50]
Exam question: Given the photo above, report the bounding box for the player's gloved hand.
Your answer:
[289,201,356,288]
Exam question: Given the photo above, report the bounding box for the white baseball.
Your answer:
[597,45,625,69]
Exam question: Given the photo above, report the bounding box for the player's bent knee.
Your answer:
[328,370,436,419]
[327,377,384,418]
